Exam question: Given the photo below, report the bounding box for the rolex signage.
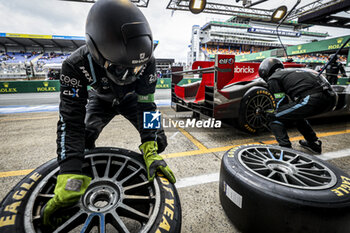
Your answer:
[0,80,60,94]
[36,81,57,92]
[287,35,350,55]
[0,82,17,93]
[156,78,171,89]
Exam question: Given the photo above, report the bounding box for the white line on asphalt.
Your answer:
[169,132,180,140]
[318,148,350,160]
[175,173,220,189]
[176,149,350,189]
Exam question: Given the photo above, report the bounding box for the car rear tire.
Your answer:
[0,147,182,233]
[219,144,350,233]
[238,86,275,134]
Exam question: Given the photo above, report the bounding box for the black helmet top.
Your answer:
[258,57,284,81]
[329,54,339,62]
[85,0,153,68]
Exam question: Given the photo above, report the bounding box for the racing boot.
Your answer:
[41,174,91,231]
[299,139,322,154]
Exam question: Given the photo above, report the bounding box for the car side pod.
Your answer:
[219,144,350,233]
[0,147,182,233]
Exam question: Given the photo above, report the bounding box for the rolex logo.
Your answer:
[297,45,302,50]
[160,79,164,84]
[43,82,49,87]
[337,38,343,44]
[3,83,9,88]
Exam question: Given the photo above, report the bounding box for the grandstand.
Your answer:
[188,14,330,65]
[0,33,85,79]
[0,33,172,80]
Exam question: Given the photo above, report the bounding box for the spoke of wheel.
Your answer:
[252,116,258,127]
[104,156,112,178]
[266,148,277,160]
[124,195,155,201]
[260,97,269,108]
[90,157,99,179]
[298,171,331,182]
[267,171,277,178]
[246,112,255,119]
[119,203,149,222]
[251,167,271,175]
[245,150,267,161]
[287,155,300,164]
[112,158,128,180]
[110,211,130,233]
[295,173,324,186]
[296,162,315,168]
[298,168,327,175]
[120,168,142,185]
[241,155,264,164]
[244,161,265,168]
[124,180,150,192]
[80,214,98,233]
[279,173,289,184]
[262,102,272,109]
[53,211,86,233]
[287,174,308,186]
[254,148,271,160]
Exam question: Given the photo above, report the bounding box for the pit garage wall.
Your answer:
[0,79,174,94]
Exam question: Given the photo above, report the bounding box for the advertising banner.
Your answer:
[0,81,60,94]
[0,79,171,94]
[287,35,350,55]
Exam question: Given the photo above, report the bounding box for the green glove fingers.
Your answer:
[140,141,176,184]
[42,174,91,227]
[159,165,176,184]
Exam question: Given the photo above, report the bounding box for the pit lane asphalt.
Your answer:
[0,91,350,233]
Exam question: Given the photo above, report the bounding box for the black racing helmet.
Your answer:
[329,54,339,62]
[85,0,153,69]
[258,57,284,81]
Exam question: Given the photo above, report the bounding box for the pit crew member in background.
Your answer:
[326,54,347,85]
[41,0,175,229]
[259,58,337,154]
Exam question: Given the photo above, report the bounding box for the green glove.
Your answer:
[139,141,176,184]
[41,174,91,228]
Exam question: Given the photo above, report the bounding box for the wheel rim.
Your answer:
[237,146,337,190]
[25,152,161,233]
[245,94,273,129]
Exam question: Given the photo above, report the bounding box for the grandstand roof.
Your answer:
[0,33,85,52]
[0,32,159,53]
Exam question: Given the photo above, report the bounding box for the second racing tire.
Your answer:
[219,144,350,233]
[238,86,275,134]
[0,147,181,233]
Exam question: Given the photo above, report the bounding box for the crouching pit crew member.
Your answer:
[41,0,175,229]
[326,54,348,85]
[259,57,337,154]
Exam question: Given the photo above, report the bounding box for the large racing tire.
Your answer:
[238,86,275,134]
[219,144,350,233]
[0,147,181,233]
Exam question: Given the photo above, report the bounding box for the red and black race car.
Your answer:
[171,54,350,133]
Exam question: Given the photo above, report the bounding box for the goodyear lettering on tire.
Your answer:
[0,172,42,228]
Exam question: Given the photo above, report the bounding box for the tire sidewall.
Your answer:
[220,145,350,233]
[0,159,58,233]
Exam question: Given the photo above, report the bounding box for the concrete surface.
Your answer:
[0,104,350,232]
